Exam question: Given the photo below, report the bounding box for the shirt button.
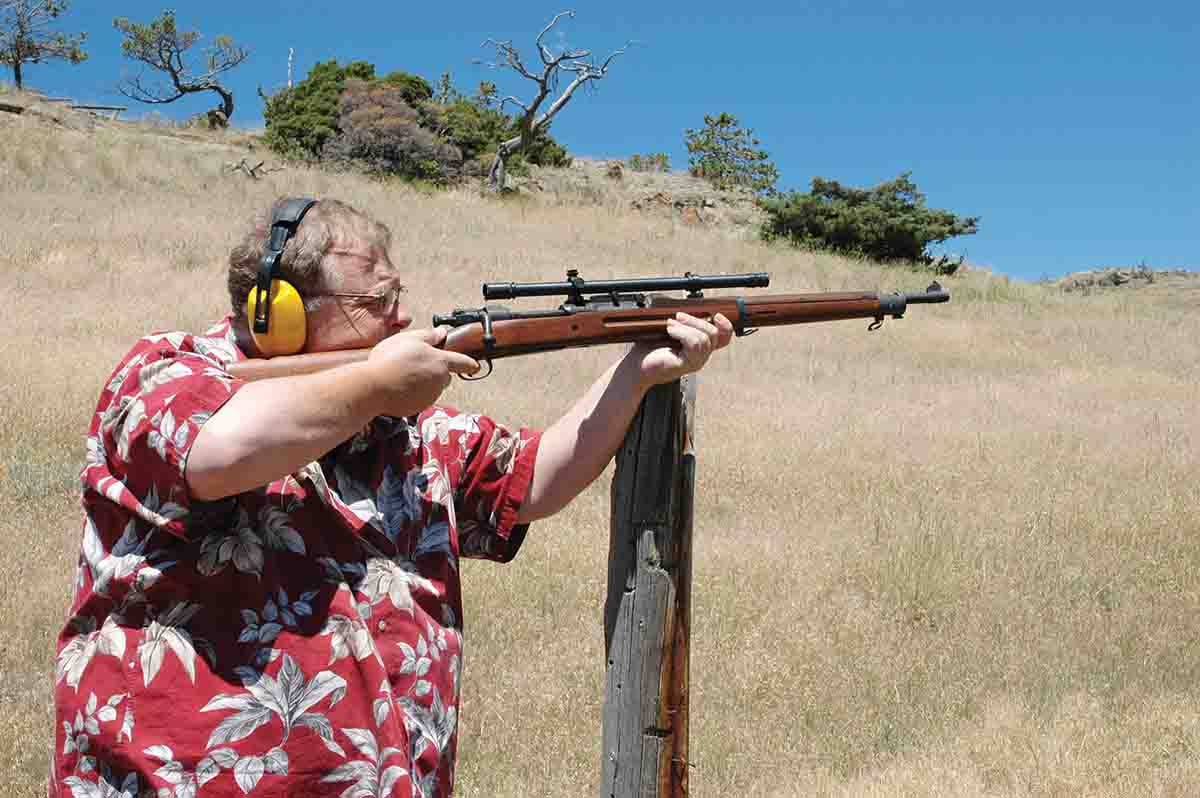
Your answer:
[378,621,387,631]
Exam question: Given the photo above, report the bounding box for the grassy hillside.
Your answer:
[2,96,1199,797]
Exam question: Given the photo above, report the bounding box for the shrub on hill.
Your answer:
[261,60,378,159]
[323,79,463,183]
[685,112,778,195]
[262,61,568,181]
[627,152,671,172]
[760,173,978,272]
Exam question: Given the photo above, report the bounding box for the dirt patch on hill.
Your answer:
[512,157,769,240]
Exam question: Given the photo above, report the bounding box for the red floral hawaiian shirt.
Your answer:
[51,316,541,798]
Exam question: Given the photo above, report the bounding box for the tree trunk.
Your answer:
[205,85,234,128]
[486,135,520,193]
[216,86,234,123]
[13,59,22,90]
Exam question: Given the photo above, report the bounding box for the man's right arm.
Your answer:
[186,328,478,501]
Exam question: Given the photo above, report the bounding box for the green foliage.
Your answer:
[324,79,463,183]
[627,152,670,173]
[0,0,87,90]
[760,173,979,272]
[381,70,433,105]
[261,60,377,159]
[262,63,569,180]
[684,112,778,195]
[511,122,571,169]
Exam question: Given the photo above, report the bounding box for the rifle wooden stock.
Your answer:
[226,287,947,382]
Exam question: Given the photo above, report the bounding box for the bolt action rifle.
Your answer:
[226,271,950,382]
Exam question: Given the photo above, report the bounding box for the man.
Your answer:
[52,197,732,797]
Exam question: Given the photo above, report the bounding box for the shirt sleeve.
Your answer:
[83,332,245,540]
[415,406,541,563]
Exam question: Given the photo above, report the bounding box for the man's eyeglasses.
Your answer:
[314,284,407,313]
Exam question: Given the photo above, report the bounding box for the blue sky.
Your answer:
[15,1,1198,281]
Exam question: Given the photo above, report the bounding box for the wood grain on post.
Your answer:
[600,376,695,798]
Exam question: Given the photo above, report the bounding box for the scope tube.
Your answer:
[482,271,770,300]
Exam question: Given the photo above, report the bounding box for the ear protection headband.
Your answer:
[246,198,318,356]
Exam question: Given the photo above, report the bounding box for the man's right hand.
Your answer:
[366,327,480,417]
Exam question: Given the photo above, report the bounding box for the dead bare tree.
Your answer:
[113,10,248,128]
[480,11,628,192]
[225,158,284,179]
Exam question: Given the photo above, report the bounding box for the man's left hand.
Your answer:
[632,312,734,388]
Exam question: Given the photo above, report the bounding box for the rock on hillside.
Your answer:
[1054,266,1200,293]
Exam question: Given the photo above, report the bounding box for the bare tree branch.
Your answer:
[113,10,247,126]
[225,158,284,179]
[480,11,630,192]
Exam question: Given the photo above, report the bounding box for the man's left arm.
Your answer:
[516,312,733,523]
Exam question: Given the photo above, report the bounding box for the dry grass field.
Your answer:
[2,93,1198,797]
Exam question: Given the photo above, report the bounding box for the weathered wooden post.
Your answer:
[600,375,696,798]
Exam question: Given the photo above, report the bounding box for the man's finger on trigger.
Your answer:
[445,352,481,374]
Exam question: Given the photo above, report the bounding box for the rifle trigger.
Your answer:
[460,359,493,381]
[868,317,884,332]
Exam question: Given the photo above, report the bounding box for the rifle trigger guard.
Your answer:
[460,359,493,381]
[868,316,884,332]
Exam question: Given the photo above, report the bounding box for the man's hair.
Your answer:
[227,197,393,319]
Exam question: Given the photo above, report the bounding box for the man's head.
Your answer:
[228,198,413,354]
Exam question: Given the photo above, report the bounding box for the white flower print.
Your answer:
[399,689,457,775]
[200,654,348,757]
[359,557,440,614]
[56,616,126,691]
[419,409,479,450]
[83,434,108,477]
[486,427,528,475]
[420,459,453,512]
[62,692,126,777]
[143,743,287,798]
[321,613,375,665]
[134,483,188,530]
[105,352,147,395]
[332,460,383,530]
[136,360,193,394]
[192,332,239,365]
[373,680,394,727]
[114,397,147,462]
[142,331,188,348]
[83,515,173,597]
[146,407,191,465]
[138,601,202,687]
[62,761,141,798]
[320,728,407,798]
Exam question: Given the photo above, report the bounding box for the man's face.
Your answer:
[302,242,413,353]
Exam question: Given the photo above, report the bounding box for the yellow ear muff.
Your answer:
[246,278,307,356]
